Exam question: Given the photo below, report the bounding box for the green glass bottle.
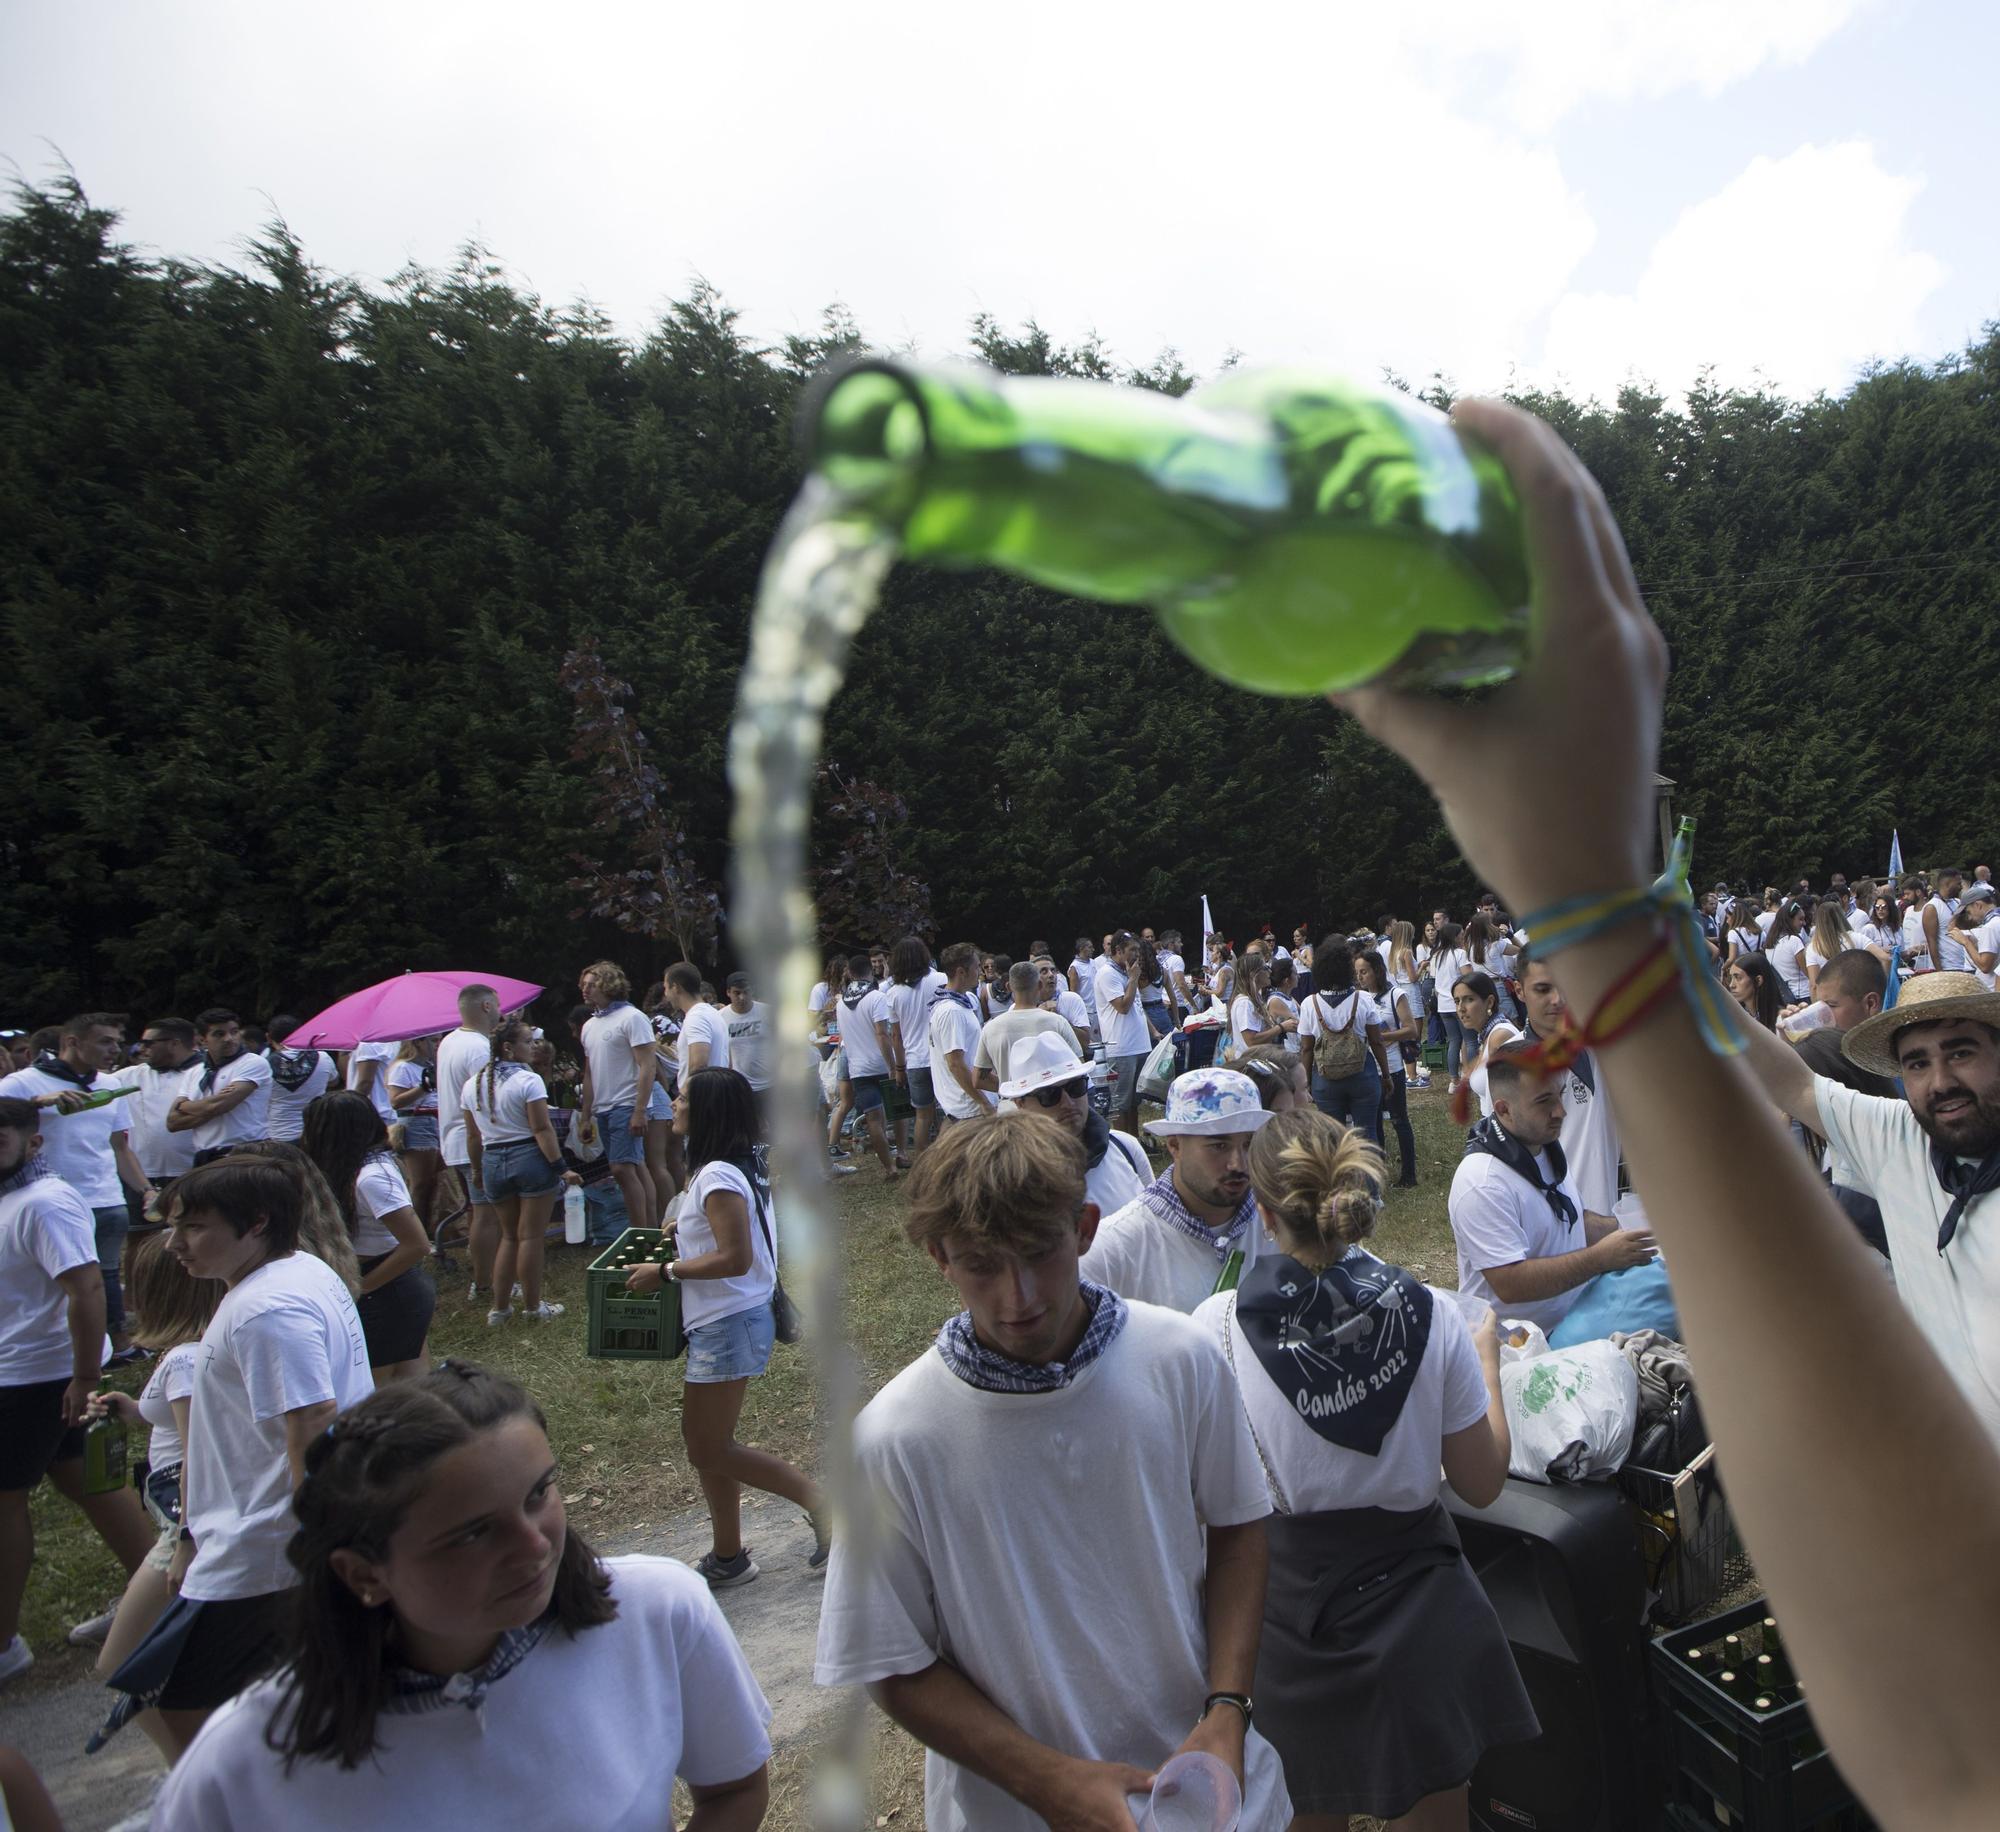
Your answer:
[1211,1249,1245,1295]
[805,360,1530,698]
[83,1416,129,1495]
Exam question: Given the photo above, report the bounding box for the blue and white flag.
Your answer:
[1888,830,1904,882]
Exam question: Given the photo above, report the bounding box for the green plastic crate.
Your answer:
[585,1228,684,1361]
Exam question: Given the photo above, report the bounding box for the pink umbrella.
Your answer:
[282,972,544,1049]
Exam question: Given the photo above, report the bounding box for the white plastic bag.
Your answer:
[1137,1034,1179,1105]
[1498,1319,1550,1362]
[1501,1339,1640,1484]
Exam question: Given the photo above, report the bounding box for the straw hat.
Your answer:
[997,1031,1088,1101]
[1842,972,2000,1077]
[1142,1068,1275,1137]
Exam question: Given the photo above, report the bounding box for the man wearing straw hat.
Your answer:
[998,1032,1154,1219]
[1078,1067,1275,1313]
[1736,972,2000,1442]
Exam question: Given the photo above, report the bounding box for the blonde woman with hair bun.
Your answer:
[1193,1108,1531,1831]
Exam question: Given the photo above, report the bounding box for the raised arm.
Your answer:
[1338,396,2000,1832]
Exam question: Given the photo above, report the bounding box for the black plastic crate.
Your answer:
[1621,1442,1732,1626]
[1652,1598,1874,1830]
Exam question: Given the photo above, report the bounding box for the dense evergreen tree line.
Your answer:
[4,178,1997,1018]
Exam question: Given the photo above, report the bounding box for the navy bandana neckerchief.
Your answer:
[267,1046,323,1093]
[936,1280,1128,1393]
[1464,1116,1579,1230]
[1,1154,54,1196]
[33,1052,94,1091]
[1233,1248,1434,1456]
[1142,1168,1255,1265]
[1929,1141,2000,1253]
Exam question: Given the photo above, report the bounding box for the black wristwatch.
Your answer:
[1202,1691,1253,1728]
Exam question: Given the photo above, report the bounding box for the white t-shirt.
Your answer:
[927,998,989,1121]
[1051,987,1091,1040]
[974,1010,1076,1089]
[1815,1079,2000,1444]
[889,983,935,1070]
[104,1060,199,1178]
[677,1162,774,1331]
[1467,1019,1524,1118]
[1158,950,1189,1013]
[1078,1192,1264,1314]
[1297,988,1374,1069]
[1195,1268,1490,1514]
[1900,906,1929,965]
[1230,994,1268,1056]
[137,1340,201,1473]
[723,1001,774,1089]
[1432,948,1471,1002]
[0,1170,100,1383]
[676,1002,734,1079]
[1084,1128,1154,1219]
[182,1253,373,1602]
[0,1066,130,1207]
[1804,932,1864,972]
[263,1050,335,1144]
[1931,897,1973,973]
[1069,956,1098,1021]
[1549,1055,1621,1217]
[386,1057,437,1115]
[1971,914,2000,991]
[1755,909,1778,941]
[1093,962,1150,1059]
[434,1028,494,1170]
[813,1306,1289,1832]
[838,989,894,1079]
[188,1052,273,1155]
[460,1066,551,1148]
[345,1040,399,1128]
[1768,933,1811,1001]
[353,1155,418,1257]
[1449,1148,1591,1336]
[580,1006,653,1118]
[149,1556,773,1832]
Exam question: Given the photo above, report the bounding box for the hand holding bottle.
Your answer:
[87,1390,143,1425]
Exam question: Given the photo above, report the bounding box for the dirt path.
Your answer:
[0,1490,840,1831]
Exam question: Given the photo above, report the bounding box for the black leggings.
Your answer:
[1376,1068,1417,1183]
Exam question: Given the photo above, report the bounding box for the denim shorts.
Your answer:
[848,1074,886,1113]
[482,1137,563,1200]
[400,1112,440,1152]
[597,1104,646,1165]
[646,1080,672,1120]
[906,1064,936,1109]
[684,1303,776,1383]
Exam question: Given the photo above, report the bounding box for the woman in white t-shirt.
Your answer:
[302,1093,438,1383]
[1767,900,1813,1002]
[1230,959,1283,1058]
[1859,894,1901,956]
[624,1068,826,1589]
[1430,922,1472,1078]
[148,1363,772,1831]
[1804,900,1867,997]
[84,1236,224,1759]
[462,1021,570,1329]
[385,1037,443,1233]
[1264,958,1303,1054]
[1194,1108,1531,1825]
[1358,949,1421,1188]
[1454,970,1523,1121]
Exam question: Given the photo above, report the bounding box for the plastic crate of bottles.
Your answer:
[585,1228,684,1361]
[1652,1599,1875,1830]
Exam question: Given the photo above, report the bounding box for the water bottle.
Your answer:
[563,1183,586,1246]
[805,360,1528,698]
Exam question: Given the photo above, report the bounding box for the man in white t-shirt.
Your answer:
[1079,1068,1274,1312]
[1449,1047,1655,1336]
[975,963,1076,1093]
[831,955,900,1178]
[344,1037,399,1129]
[1,1013,151,1357]
[260,1016,336,1144]
[1733,972,2000,1444]
[927,944,993,1126]
[435,983,504,1298]
[105,1016,200,1191]
[1157,929,1195,1023]
[1094,932,1153,1134]
[814,1111,1289,1831]
[1958,884,2000,991]
[721,975,774,1093]
[667,963,733,1081]
[168,1009,274,1167]
[578,962,661,1236]
[1924,870,1972,976]
[1512,952,1622,1216]
[151,1153,371,1746]
[0,1099,156,1688]
[1036,960,1092,1052]
[1067,936,1098,1039]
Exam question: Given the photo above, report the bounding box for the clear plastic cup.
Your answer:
[1134,1752,1241,1831]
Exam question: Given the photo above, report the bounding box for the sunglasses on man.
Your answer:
[1024,1078,1090,1108]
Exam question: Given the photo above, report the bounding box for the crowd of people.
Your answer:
[5,398,2000,1830]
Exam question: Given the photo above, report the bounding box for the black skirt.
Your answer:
[355,1256,437,1365]
[1255,1501,1541,1818]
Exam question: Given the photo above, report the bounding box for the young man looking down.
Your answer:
[814,1111,1289,1831]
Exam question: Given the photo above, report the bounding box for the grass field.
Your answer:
[14,1083,1468,1825]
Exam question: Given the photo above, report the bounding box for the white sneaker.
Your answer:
[486,1307,513,1327]
[0,1635,32,1689]
[522,1301,565,1321]
[511,1284,524,1301]
[467,1282,487,1305]
[68,1606,117,1647]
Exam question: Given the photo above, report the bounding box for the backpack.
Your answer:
[1311,992,1369,1082]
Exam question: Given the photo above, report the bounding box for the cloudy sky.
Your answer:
[4,1,1992,402]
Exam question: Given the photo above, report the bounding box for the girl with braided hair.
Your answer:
[459,1019,571,1327]
[148,1362,772,1828]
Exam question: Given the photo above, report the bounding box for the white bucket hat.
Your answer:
[998,1031,1089,1101]
[1143,1067,1276,1137]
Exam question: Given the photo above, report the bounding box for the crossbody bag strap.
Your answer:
[1220,1296,1294,1516]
